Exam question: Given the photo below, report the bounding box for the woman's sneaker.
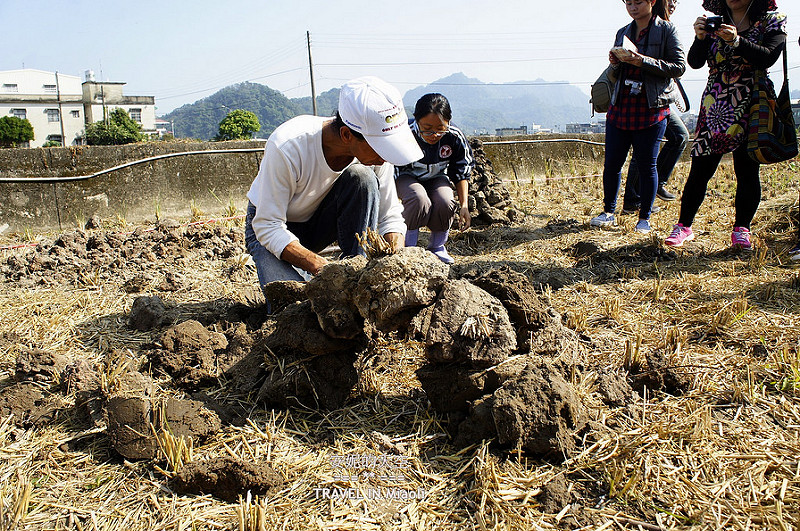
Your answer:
[590,212,616,227]
[664,223,694,247]
[634,219,652,234]
[731,227,752,250]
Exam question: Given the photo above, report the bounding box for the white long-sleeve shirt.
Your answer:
[246,115,406,258]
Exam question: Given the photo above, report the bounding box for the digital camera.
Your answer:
[705,16,724,32]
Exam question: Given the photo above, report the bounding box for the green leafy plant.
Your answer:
[0,116,34,148]
[84,108,144,145]
[216,109,260,141]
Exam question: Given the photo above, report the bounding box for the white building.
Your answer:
[0,69,156,147]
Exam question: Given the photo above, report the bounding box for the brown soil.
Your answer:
[172,456,284,502]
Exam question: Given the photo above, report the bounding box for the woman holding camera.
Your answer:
[590,0,685,234]
[665,0,787,248]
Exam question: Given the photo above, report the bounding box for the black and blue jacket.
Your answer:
[395,119,474,184]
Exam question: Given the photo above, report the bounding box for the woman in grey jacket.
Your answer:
[590,0,686,234]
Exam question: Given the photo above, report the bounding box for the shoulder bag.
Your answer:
[746,45,798,164]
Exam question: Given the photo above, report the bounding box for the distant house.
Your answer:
[495,126,527,137]
[0,69,156,147]
[566,122,605,134]
[792,99,800,126]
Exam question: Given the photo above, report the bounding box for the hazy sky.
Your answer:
[3,0,800,116]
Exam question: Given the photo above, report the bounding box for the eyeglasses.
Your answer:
[418,129,449,138]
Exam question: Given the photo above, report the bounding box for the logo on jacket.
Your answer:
[439,145,452,158]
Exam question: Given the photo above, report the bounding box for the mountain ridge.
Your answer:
[161,73,593,139]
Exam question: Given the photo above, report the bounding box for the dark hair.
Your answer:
[653,0,669,21]
[702,0,774,22]
[332,111,364,141]
[413,93,452,122]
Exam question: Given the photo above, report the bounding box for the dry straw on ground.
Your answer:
[1,157,799,530]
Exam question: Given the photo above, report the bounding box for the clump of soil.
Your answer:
[454,358,586,457]
[15,348,68,383]
[105,393,222,460]
[307,257,367,339]
[630,350,692,396]
[146,320,261,392]
[147,320,229,389]
[172,457,284,502]
[256,350,359,410]
[0,382,62,428]
[262,280,307,313]
[129,295,169,331]
[419,279,515,368]
[264,301,365,357]
[462,266,580,358]
[353,248,449,333]
[596,369,636,407]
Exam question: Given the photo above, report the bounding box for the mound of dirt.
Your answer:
[264,301,365,357]
[630,350,692,396]
[455,358,586,457]
[262,280,307,313]
[468,139,527,226]
[147,320,258,390]
[420,279,516,368]
[172,456,284,502]
[256,351,359,410]
[306,256,367,339]
[353,248,449,333]
[415,364,487,413]
[462,266,581,358]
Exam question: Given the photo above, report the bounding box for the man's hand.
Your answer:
[384,232,404,252]
[281,240,328,276]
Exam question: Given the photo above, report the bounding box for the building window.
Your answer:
[2,84,18,93]
[46,135,63,146]
[70,110,80,118]
[129,108,142,123]
[43,84,57,94]
[46,109,60,122]
[10,109,27,120]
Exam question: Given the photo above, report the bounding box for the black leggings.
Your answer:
[678,146,761,229]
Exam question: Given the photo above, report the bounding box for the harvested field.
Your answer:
[1,154,799,530]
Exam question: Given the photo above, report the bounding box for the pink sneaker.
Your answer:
[665,224,695,247]
[731,227,752,249]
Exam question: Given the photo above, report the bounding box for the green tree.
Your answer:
[84,108,145,145]
[0,116,34,148]
[216,109,260,140]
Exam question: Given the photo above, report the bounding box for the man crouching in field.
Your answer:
[244,76,423,303]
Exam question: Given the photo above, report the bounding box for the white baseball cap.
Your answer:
[338,76,423,166]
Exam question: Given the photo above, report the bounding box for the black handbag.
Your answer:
[746,45,799,164]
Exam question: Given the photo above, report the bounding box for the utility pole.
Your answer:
[55,72,66,146]
[307,31,318,116]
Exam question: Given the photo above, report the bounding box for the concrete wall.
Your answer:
[0,134,685,233]
[0,140,265,232]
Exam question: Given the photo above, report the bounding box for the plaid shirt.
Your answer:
[606,19,670,130]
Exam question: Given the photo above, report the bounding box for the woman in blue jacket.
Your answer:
[590,0,686,234]
[395,93,474,264]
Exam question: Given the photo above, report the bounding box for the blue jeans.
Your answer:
[623,112,689,208]
[602,119,668,220]
[245,164,380,286]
